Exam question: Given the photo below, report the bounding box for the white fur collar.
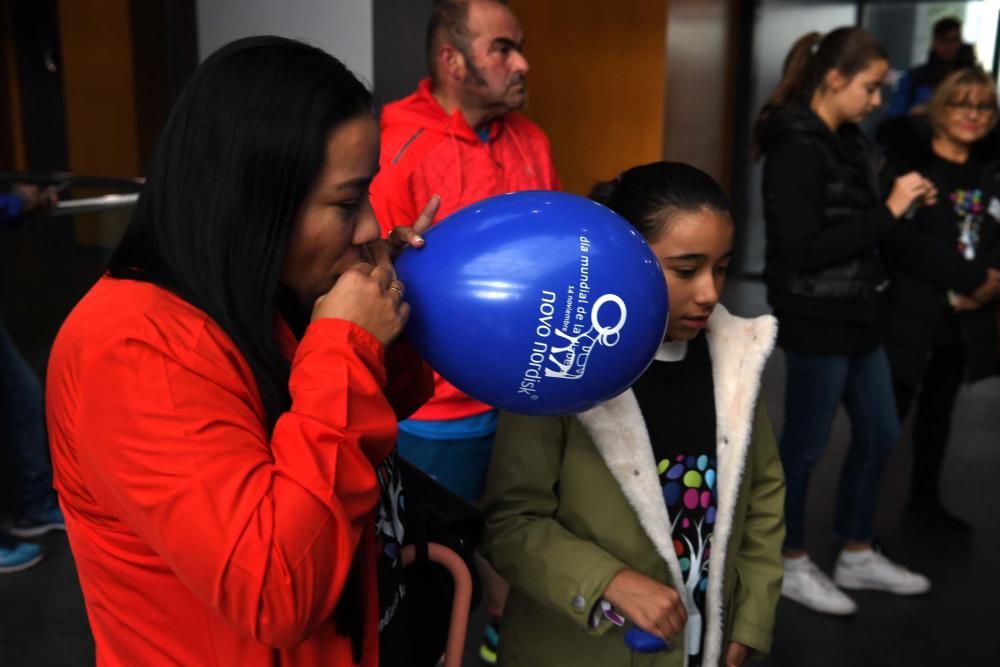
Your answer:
[577,304,776,666]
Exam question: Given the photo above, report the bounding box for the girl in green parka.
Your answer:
[481,162,785,667]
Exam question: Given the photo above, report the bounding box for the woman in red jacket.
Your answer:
[45,37,437,666]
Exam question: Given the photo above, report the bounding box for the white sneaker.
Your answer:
[781,555,858,615]
[834,549,931,595]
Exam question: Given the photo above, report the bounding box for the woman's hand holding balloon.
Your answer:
[312,263,409,346]
[386,195,440,253]
[387,195,440,252]
[361,195,440,280]
[306,196,439,345]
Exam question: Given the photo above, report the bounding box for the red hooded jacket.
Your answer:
[46,276,432,666]
[370,78,560,421]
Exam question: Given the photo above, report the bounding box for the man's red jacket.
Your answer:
[370,78,560,421]
[46,276,431,666]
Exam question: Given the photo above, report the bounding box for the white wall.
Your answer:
[197,0,373,84]
[740,3,858,274]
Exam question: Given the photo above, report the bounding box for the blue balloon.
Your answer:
[394,190,669,416]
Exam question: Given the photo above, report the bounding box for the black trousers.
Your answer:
[893,344,966,500]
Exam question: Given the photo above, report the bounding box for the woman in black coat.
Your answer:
[755,27,937,616]
[880,67,1000,535]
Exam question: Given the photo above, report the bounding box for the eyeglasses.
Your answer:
[946,101,996,114]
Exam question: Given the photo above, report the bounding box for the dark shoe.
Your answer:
[905,498,973,539]
[9,506,65,538]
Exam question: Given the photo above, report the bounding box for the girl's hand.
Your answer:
[920,181,938,206]
[311,263,408,346]
[386,195,440,253]
[603,569,687,642]
[725,641,752,667]
[886,171,935,218]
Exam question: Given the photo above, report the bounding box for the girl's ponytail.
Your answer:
[752,31,821,159]
[774,32,823,113]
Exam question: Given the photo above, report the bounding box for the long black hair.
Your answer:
[109,36,375,661]
[109,36,374,431]
[589,161,731,242]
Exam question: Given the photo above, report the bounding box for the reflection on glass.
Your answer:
[863,1,999,75]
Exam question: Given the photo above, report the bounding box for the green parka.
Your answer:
[482,305,785,667]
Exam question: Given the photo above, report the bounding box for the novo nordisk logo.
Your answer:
[518,291,627,398]
[547,294,627,378]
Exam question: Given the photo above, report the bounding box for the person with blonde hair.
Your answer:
[879,67,1000,536]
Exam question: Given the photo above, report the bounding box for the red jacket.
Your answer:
[46,276,432,666]
[370,78,560,421]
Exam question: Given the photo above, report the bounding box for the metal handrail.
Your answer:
[51,193,139,217]
[0,171,144,192]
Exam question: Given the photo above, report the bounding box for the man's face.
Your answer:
[932,28,962,62]
[459,1,529,116]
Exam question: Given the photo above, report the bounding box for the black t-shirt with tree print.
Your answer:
[632,332,717,666]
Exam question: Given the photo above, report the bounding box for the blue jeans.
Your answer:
[779,346,900,550]
[0,321,56,518]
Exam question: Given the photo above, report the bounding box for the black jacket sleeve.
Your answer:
[763,138,898,271]
[987,248,1000,268]
[887,224,988,295]
[985,229,1000,268]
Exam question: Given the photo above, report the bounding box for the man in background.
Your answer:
[369,1,559,663]
[888,16,977,116]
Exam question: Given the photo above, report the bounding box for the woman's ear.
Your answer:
[824,68,848,93]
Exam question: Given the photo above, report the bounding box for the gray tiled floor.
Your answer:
[1,214,997,665]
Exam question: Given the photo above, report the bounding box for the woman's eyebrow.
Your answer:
[331,176,373,192]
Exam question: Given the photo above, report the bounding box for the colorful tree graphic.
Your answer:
[660,454,717,659]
